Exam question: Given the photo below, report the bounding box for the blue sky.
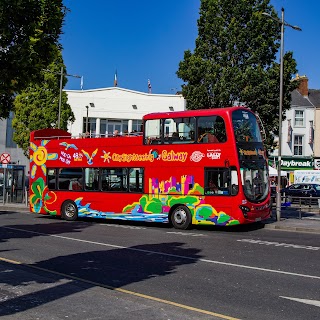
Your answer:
[61,0,320,94]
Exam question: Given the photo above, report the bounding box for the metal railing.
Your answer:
[271,194,320,219]
[1,187,29,207]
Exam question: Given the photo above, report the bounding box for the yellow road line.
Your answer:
[0,256,240,320]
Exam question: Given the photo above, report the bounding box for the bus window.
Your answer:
[163,117,196,144]
[47,169,57,190]
[214,116,227,142]
[58,168,83,191]
[84,168,99,191]
[232,109,262,142]
[100,168,128,192]
[231,169,239,195]
[176,117,196,143]
[197,116,226,143]
[144,119,161,144]
[129,168,144,192]
[204,167,238,195]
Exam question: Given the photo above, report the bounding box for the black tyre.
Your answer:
[61,200,78,221]
[170,205,192,230]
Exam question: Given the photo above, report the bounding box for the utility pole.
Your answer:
[43,68,82,129]
[262,9,301,221]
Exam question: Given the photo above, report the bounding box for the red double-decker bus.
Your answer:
[29,106,271,229]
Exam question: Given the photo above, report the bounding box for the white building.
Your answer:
[269,75,320,183]
[66,87,186,138]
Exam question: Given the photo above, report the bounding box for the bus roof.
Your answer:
[142,106,251,120]
[30,128,71,140]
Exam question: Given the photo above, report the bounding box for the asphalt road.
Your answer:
[1,211,320,320]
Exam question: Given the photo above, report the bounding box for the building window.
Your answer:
[6,112,17,148]
[83,117,96,136]
[132,120,142,133]
[293,135,303,155]
[294,110,304,127]
[99,119,129,137]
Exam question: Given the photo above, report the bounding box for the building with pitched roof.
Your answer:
[269,75,320,182]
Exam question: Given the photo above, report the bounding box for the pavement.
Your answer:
[263,205,320,234]
[1,202,320,234]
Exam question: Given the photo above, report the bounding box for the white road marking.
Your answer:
[166,231,207,237]
[2,226,320,280]
[280,296,320,307]
[99,224,146,230]
[238,239,320,251]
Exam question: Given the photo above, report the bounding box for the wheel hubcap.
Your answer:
[65,204,75,218]
[174,209,187,224]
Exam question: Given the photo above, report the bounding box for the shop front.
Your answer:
[268,156,314,185]
[0,164,26,203]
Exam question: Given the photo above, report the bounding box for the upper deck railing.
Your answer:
[32,131,144,140]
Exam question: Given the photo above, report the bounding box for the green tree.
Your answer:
[177,0,298,152]
[0,0,67,118]
[12,48,75,156]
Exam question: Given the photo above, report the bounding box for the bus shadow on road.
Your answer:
[0,241,203,318]
[192,222,265,233]
[0,217,92,245]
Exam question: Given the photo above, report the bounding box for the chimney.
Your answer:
[294,74,309,97]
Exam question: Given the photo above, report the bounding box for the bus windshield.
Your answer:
[241,161,269,202]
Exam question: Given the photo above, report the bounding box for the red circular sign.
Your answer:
[0,152,11,164]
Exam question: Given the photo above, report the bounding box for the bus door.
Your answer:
[204,167,239,214]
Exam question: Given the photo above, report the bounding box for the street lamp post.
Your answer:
[85,103,95,135]
[262,8,301,221]
[44,67,82,129]
[58,68,82,129]
[58,66,63,129]
[85,105,89,133]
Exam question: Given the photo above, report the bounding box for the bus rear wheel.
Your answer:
[170,205,192,230]
[61,200,78,221]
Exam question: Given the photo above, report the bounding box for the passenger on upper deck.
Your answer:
[113,130,121,137]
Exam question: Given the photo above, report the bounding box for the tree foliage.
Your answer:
[12,47,75,156]
[0,0,67,118]
[177,0,298,152]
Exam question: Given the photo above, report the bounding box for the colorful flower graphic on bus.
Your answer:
[30,140,58,178]
[30,177,57,215]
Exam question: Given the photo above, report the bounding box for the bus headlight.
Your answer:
[239,205,250,218]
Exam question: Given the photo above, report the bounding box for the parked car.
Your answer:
[281,183,320,204]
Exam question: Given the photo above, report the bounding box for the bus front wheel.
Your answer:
[170,205,192,230]
[61,200,78,221]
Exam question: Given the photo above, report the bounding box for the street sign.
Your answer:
[0,152,11,164]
